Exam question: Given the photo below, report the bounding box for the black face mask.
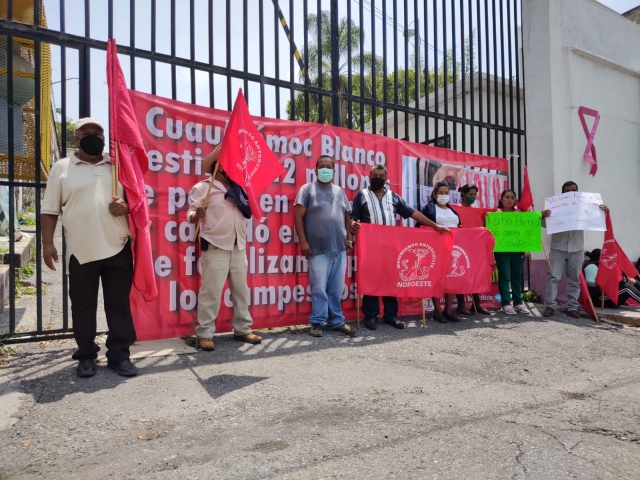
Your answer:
[79,135,105,156]
[370,177,386,191]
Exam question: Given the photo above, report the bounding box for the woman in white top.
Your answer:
[419,182,462,323]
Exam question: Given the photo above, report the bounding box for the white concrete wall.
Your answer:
[524,0,640,264]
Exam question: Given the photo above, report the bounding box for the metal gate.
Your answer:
[0,0,526,343]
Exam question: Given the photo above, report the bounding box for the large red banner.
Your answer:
[356,224,454,298]
[128,91,507,340]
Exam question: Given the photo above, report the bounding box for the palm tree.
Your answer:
[288,11,382,128]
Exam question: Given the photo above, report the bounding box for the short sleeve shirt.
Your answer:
[294,182,350,255]
[42,153,131,271]
[350,187,415,224]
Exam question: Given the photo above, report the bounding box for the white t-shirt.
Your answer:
[435,206,459,228]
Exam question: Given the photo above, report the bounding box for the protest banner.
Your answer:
[544,192,606,234]
[356,224,453,298]
[444,228,495,294]
[126,90,508,341]
[486,212,542,252]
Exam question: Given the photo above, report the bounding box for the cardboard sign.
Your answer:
[486,212,542,252]
[544,192,605,234]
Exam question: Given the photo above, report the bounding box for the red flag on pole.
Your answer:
[578,271,598,320]
[595,214,621,304]
[518,165,534,212]
[616,240,640,279]
[450,206,496,228]
[444,229,495,294]
[356,224,453,298]
[106,40,158,302]
[217,89,285,217]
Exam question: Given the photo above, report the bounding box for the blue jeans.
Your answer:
[308,251,346,328]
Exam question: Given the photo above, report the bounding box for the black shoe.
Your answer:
[383,317,405,329]
[76,359,96,378]
[444,312,461,322]
[364,317,378,330]
[433,314,448,323]
[107,359,138,377]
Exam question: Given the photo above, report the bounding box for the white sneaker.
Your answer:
[514,304,530,314]
[502,305,517,315]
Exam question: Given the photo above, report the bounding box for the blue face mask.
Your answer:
[317,167,334,183]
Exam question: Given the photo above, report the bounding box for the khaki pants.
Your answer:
[195,245,253,339]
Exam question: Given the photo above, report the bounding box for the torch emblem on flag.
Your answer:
[447,246,471,278]
[600,240,617,269]
[397,243,437,283]
[236,128,262,183]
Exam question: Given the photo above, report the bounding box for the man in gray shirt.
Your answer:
[541,181,608,318]
[294,155,355,338]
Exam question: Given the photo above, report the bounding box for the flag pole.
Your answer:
[356,295,361,330]
[601,293,605,312]
[421,299,426,327]
[471,295,479,318]
[193,161,220,242]
[589,295,600,322]
[541,241,552,268]
[112,140,119,197]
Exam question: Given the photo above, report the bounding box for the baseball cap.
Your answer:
[74,118,104,134]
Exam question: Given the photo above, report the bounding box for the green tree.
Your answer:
[287,15,477,131]
[55,117,75,149]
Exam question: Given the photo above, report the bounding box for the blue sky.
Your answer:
[42,0,638,145]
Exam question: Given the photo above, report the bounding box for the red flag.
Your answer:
[107,40,158,302]
[217,89,285,217]
[578,271,598,320]
[518,166,534,212]
[616,241,640,279]
[357,224,453,298]
[450,206,496,228]
[595,214,620,304]
[444,229,495,294]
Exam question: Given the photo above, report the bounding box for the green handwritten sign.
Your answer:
[486,212,542,252]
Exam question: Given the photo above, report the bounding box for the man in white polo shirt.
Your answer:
[41,118,137,378]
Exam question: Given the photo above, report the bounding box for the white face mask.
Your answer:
[436,194,450,205]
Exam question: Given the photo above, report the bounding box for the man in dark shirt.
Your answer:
[351,164,448,330]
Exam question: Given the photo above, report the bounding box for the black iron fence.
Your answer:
[0,0,526,343]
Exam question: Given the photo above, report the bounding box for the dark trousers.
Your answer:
[494,252,524,306]
[362,295,398,320]
[69,243,136,362]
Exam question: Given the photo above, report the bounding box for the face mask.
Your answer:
[317,168,334,183]
[79,135,105,156]
[436,194,450,206]
[370,177,386,191]
[465,195,476,205]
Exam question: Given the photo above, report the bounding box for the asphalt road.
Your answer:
[1,311,639,479]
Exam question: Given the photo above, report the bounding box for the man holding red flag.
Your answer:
[42,118,138,378]
[350,164,449,330]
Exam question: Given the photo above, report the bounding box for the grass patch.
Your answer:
[21,264,35,278]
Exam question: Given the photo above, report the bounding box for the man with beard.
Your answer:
[350,164,449,330]
[41,118,137,378]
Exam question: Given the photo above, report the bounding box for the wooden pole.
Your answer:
[588,294,600,323]
[356,294,360,330]
[421,299,426,327]
[112,140,119,197]
[601,293,605,312]
[541,241,552,268]
[471,295,479,318]
[193,161,220,241]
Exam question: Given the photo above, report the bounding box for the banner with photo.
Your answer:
[128,91,508,340]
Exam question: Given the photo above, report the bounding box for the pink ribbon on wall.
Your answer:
[578,106,600,176]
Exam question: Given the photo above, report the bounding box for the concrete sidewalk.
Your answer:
[1,307,639,479]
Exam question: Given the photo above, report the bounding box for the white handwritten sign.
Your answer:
[544,192,606,234]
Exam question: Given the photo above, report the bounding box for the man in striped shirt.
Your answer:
[351,164,448,330]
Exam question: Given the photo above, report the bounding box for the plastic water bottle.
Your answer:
[494,293,501,304]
